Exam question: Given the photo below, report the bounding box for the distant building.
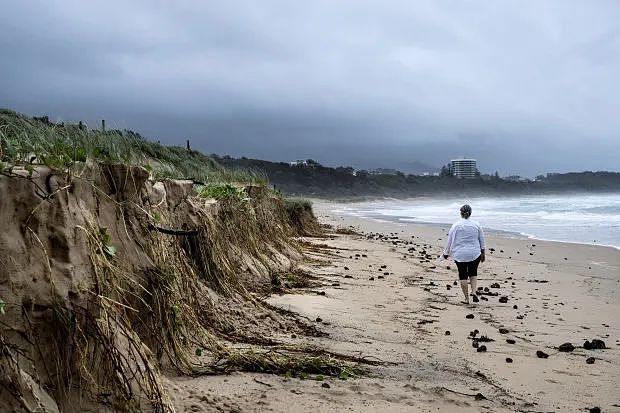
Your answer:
[450,159,478,179]
[369,168,400,175]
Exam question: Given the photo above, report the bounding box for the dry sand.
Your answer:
[168,201,620,412]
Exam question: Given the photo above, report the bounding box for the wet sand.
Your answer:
[167,203,620,412]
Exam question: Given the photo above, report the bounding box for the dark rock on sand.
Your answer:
[344,267,349,270]
[316,317,323,322]
[536,350,549,358]
[513,305,518,309]
[506,339,516,344]
[558,342,575,352]
[586,357,596,364]
[588,408,600,413]
[474,393,486,401]
[454,281,458,285]
[446,284,451,290]
[499,328,509,334]
[466,314,475,319]
[445,331,451,336]
[490,283,500,288]
[344,275,353,279]
[506,357,513,363]
[321,382,331,388]
[477,345,487,352]
[584,339,606,350]
[499,296,509,303]
[369,277,375,281]
[472,340,479,348]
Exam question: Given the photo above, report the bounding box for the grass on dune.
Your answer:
[0,108,266,185]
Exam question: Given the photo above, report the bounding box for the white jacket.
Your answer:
[443,218,486,262]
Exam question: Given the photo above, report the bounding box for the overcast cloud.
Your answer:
[1,0,619,175]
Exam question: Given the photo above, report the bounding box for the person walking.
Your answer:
[443,204,486,304]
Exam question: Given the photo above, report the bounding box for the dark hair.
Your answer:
[460,204,472,218]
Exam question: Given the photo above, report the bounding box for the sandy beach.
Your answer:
[167,201,619,413]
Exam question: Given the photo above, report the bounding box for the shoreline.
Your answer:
[314,199,620,251]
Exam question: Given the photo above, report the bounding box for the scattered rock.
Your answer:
[315,317,323,322]
[321,382,330,389]
[499,296,508,303]
[584,339,606,350]
[378,275,384,279]
[453,281,457,285]
[558,342,575,352]
[476,345,487,353]
[589,408,600,413]
[513,305,518,309]
[466,314,475,319]
[369,277,375,281]
[506,339,516,344]
[472,340,479,348]
[586,357,595,364]
[536,350,549,359]
[470,329,479,337]
[446,284,451,290]
[499,328,509,334]
[505,357,513,363]
[445,331,451,336]
[490,283,500,289]
[344,267,349,270]
[474,393,486,401]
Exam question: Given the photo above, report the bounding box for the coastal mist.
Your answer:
[333,193,620,249]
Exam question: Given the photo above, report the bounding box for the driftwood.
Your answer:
[147,223,198,236]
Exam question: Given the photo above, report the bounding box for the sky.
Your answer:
[1,1,619,176]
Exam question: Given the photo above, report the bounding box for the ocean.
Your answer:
[331,193,620,249]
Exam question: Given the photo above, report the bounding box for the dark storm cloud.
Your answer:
[1,0,619,175]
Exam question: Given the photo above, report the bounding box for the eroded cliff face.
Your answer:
[0,162,316,412]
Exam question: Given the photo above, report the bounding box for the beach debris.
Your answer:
[558,342,575,352]
[506,339,516,344]
[476,345,487,352]
[499,296,509,303]
[498,328,509,334]
[465,314,475,319]
[583,339,606,350]
[506,357,513,363]
[586,357,595,364]
[536,350,549,359]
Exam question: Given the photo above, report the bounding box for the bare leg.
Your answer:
[460,280,469,304]
[470,276,479,302]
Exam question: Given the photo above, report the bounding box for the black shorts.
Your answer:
[455,256,481,280]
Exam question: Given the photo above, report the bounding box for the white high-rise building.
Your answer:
[450,159,477,179]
